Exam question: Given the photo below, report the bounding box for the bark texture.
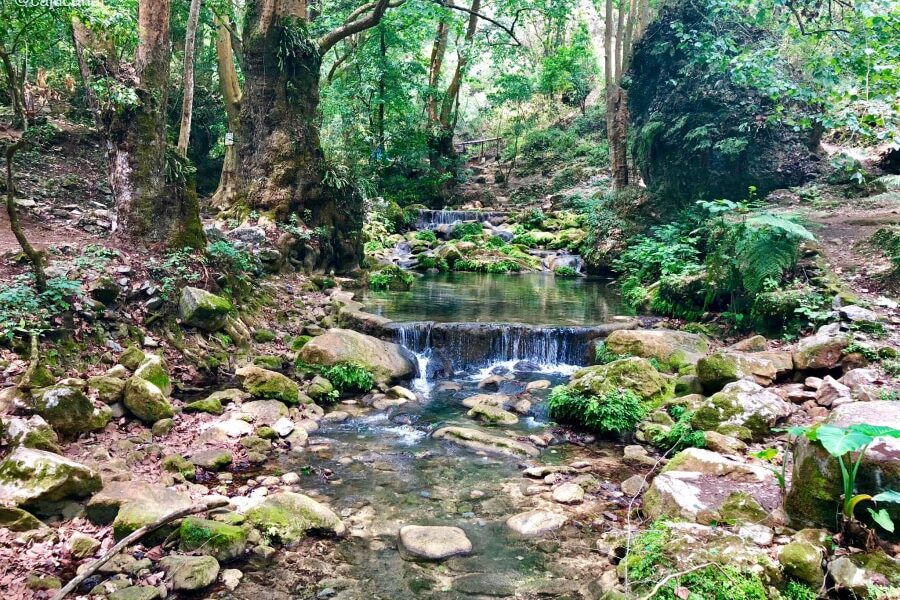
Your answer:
[210,14,242,209]
[177,0,203,156]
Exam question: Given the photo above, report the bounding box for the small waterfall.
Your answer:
[391,323,433,393]
[388,321,605,375]
[416,209,511,228]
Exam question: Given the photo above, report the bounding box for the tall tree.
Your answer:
[210,12,242,209]
[73,0,204,247]
[177,0,204,156]
[237,0,395,272]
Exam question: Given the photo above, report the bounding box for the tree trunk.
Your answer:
[0,44,26,127]
[105,0,204,246]
[607,85,629,189]
[210,14,242,210]
[239,7,362,272]
[177,0,203,156]
[5,139,46,291]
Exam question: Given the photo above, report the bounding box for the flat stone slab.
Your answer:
[399,525,472,560]
[506,510,567,536]
[432,426,539,458]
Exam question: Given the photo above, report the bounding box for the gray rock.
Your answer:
[0,448,101,509]
[179,287,233,331]
[506,510,567,536]
[398,525,472,560]
[160,555,220,591]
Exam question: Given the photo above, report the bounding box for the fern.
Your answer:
[745,213,815,240]
[736,232,800,294]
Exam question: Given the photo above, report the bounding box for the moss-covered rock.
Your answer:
[179,286,233,331]
[68,532,101,558]
[183,396,224,415]
[235,365,300,404]
[306,375,334,400]
[297,328,416,384]
[120,346,146,371]
[696,351,778,393]
[252,355,284,370]
[828,551,900,597]
[0,447,101,509]
[4,415,61,453]
[123,377,174,424]
[179,516,247,562]
[87,481,192,542]
[28,384,100,438]
[191,448,232,471]
[161,454,195,480]
[569,357,672,404]
[88,375,126,404]
[605,329,708,370]
[690,379,792,440]
[793,323,851,371]
[134,354,172,396]
[466,404,519,425]
[779,542,825,588]
[432,426,540,458]
[160,554,220,591]
[0,506,46,531]
[245,492,346,544]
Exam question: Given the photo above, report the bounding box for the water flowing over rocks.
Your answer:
[432,426,540,457]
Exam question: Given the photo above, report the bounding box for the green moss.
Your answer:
[718,491,768,525]
[290,335,313,351]
[257,426,277,440]
[161,454,195,480]
[120,346,146,371]
[179,516,247,561]
[253,355,284,370]
[183,397,224,415]
[253,329,277,343]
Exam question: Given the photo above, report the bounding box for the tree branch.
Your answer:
[433,0,523,46]
[318,0,394,55]
[52,499,229,600]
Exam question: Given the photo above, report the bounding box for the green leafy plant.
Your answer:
[450,222,483,239]
[595,342,629,365]
[414,230,437,243]
[553,266,579,277]
[323,362,375,394]
[368,266,414,291]
[0,275,83,341]
[790,423,900,535]
[548,386,647,435]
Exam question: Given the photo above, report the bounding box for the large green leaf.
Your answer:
[868,508,895,533]
[849,424,900,439]
[872,490,900,504]
[814,425,874,456]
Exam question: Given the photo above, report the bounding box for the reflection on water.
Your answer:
[361,271,627,325]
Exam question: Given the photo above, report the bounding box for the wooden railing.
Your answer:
[455,136,502,158]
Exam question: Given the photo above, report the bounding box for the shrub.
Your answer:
[518,208,546,230]
[554,266,579,277]
[655,405,706,451]
[451,222,484,239]
[595,342,630,365]
[417,255,449,272]
[368,265,414,291]
[486,235,508,249]
[323,362,375,393]
[414,230,437,243]
[0,275,83,341]
[511,232,538,246]
[548,386,647,434]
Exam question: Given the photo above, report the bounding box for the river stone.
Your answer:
[0,506,46,531]
[88,375,127,404]
[467,404,518,425]
[204,388,249,405]
[272,417,295,437]
[387,385,417,401]
[0,448,100,512]
[120,346,146,371]
[526,379,551,391]
[785,401,900,531]
[815,375,852,407]
[179,287,233,331]
[123,377,174,424]
[839,368,881,402]
[506,510,567,536]
[828,551,900,597]
[568,357,670,403]
[69,532,102,558]
[643,448,778,524]
[703,430,747,455]
[522,465,577,478]
[184,396,224,415]
[297,328,416,384]
[240,399,290,424]
[307,375,334,400]
[621,474,648,497]
[432,426,540,457]
[161,555,220,591]
[191,448,233,471]
[779,542,825,588]
[28,384,100,438]
[179,517,247,562]
[133,354,172,396]
[235,365,301,404]
[244,492,346,543]
[4,415,61,452]
[793,323,850,370]
[86,481,192,541]
[696,351,777,393]
[605,329,709,369]
[690,379,793,440]
[552,482,585,504]
[399,525,472,560]
[461,393,511,409]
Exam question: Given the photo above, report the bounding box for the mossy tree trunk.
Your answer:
[72,0,204,248]
[210,13,242,210]
[5,138,46,291]
[237,0,392,273]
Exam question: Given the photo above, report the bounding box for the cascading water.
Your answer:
[392,322,433,394]
[389,321,604,377]
[416,209,511,228]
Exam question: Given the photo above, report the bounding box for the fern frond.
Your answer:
[737,232,798,294]
[746,213,815,241]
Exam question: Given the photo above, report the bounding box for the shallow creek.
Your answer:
[240,273,637,599]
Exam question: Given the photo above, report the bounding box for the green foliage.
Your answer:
[450,222,484,240]
[595,341,630,365]
[791,423,900,532]
[417,255,449,272]
[74,244,121,271]
[414,230,437,243]
[844,342,880,362]
[0,275,83,341]
[323,362,375,394]
[649,565,767,600]
[625,520,672,582]
[871,226,900,274]
[369,265,414,291]
[537,23,597,111]
[548,386,648,435]
[553,266,579,278]
[658,405,707,451]
[781,581,819,600]
[517,208,546,230]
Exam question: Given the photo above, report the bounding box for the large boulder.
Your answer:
[691,379,793,440]
[235,365,301,404]
[179,517,247,562]
[4,415,61,452]
[0,448,101,510]
[696,351,777,393]
[793,323,851,371]
[123,377,174,424]
[86,481,192,541]
[604,329,708,370]
[244,492,345,544]
[785,401,900,531]
[643,448,779,524]
[568,357,671,404]
[627,0,820,204]
[179,287,233,331]
[297,328,415,384]
[28,384,101,438]
[432,426,540,458]
[133,355,172,396]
